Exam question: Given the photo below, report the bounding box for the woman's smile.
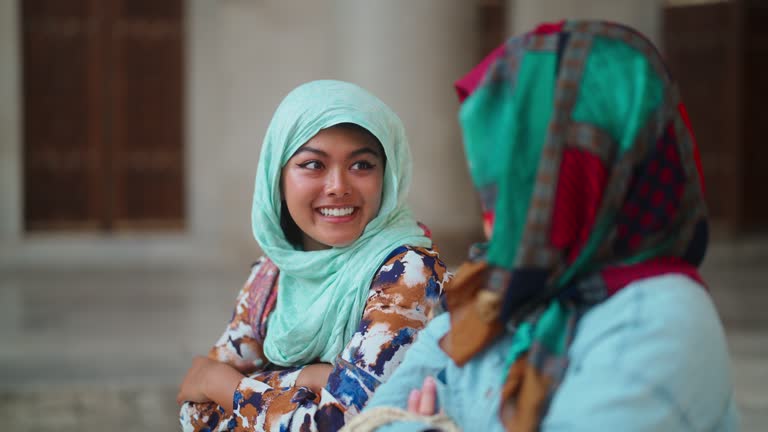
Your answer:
[316,206,359,221]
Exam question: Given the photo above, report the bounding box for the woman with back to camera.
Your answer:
[351,20,739,432]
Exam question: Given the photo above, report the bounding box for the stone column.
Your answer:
[0,0,21,243]
[334,0,483,265]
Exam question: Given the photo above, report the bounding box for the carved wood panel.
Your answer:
[21,0,184,231]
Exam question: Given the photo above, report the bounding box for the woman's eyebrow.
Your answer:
[349,147,383,159]
[293,146,327,157]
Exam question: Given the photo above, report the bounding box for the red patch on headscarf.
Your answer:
[678,103,706,196]
[454,43,506,103]
[602,258,705,295]
[533,20,566,35]
[550,148,607,263]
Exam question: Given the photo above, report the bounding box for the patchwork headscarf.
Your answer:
[441,21,708,430]
[252,80,431,366]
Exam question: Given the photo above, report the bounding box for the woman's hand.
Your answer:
[407,376,437,415]
[177,355,244,412]
[295,362,334,394]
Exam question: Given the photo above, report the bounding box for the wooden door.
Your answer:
[22,0,106,230]
[21,0,184,232]
[663,1,743,232]
[665,0,768,233]
[742,0,768,230]
[477,0,507,62]
[108,0,184,229]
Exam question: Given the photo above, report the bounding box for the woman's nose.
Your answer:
[324,168,351,196]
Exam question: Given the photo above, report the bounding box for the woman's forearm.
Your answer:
[204,361,246,413]
[295,362,333,394]
[198,361,329,415]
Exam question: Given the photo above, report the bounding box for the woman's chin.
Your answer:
[325,239,356,248]
[302,232,362,250]
[321,233,362,249]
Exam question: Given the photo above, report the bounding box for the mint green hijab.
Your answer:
[252,80,432,367]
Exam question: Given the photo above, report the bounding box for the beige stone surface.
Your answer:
[0,239,766,431]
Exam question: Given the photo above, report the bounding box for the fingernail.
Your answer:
[423,376,435,387]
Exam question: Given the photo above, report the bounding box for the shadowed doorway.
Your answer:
[22,0,185,232]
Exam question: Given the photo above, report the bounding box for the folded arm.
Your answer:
[180,247,448,431]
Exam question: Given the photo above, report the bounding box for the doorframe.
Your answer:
[0,0,240,270]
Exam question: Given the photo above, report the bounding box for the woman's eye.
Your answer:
[298,160,323,170]
[351,160,376,170]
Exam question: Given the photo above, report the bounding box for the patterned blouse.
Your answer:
[180,246,448,431]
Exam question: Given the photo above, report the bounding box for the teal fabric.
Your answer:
[458,51,556,267]
[367,276,740,431]
[502,301,571,382]
[251,80,431,366]
[571,36,665,156]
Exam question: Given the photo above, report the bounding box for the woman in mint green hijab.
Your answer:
[177,80,449,431]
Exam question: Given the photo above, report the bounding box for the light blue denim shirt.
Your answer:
[366,274,740,431]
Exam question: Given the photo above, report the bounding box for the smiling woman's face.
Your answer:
[281,125,385,251]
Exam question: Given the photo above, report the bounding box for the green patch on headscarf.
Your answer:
[572,36,664,155]
[459,52,557,269]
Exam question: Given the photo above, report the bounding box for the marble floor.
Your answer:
[0,240,766,431]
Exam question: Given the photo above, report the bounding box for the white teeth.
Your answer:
[319,207,355,217]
